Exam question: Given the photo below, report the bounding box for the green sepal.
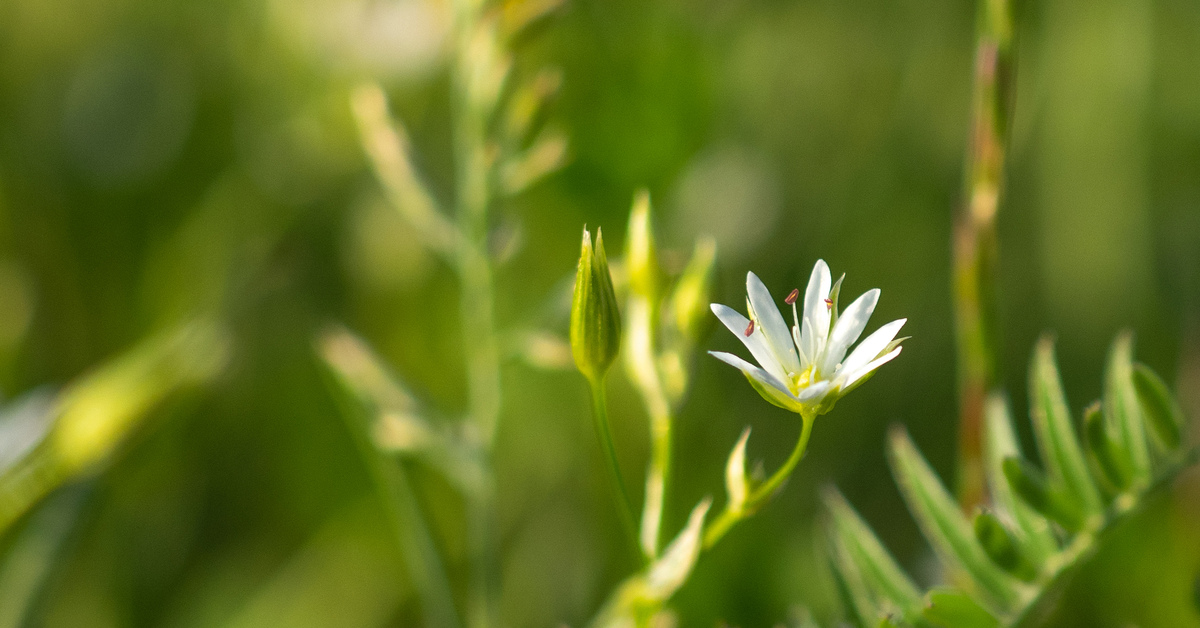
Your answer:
[828,273,846,330]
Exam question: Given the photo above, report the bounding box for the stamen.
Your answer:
[744,320,755,336]
[824,298,833,310]
[785,288,799,305]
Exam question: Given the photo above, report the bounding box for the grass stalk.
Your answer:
[954,0,1015,510]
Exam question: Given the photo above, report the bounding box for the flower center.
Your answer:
[788,365,817,394]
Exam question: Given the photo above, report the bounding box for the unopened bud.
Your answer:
[625,190,659,300]
[571,227,622,383]
[668,236,717,343]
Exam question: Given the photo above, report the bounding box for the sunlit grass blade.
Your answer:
[1102,332,1151,483]
[1029,337,1102,516]
[823,487,922,615]
[888,427,1022,610]
[982,395,1056,562]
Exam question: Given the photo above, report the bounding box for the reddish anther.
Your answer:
[744,320,755,336]
[824,298,833,310]
[785,289,800,305]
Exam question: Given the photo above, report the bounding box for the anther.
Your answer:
[744,320,755,336]
[785,289,799,305]
[824,298,833,310]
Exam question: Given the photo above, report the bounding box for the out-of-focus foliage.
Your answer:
[0,0,1198,625]
[825,335,1195,627]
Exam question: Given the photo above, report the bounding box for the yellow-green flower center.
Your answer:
[788,365,817,395]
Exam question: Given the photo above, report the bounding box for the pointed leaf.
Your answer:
[829,540,879,628]
[1029,337,1102,515]
[922,588,999,628]
[972,509,1036,581]
[1132,363,1184,451]
[1103,332,1151,483]
[888,428,1021,610]
[1082,401,1131,492]
[982,395,1057,561]
[823,487,922,614]
[1002,457,1083,533]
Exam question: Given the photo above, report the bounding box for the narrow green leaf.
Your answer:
[922,588,999,628]
[982,395,1057,561]
[1002,457,1083,533]
[829,542,878,628]
[1029,337,1102,515]
[1132,363,1184,451]
[888,428,1021,610]
[1082,401,1131,492]
[972,509,1036,581]
[823,487,923,614]
[1103,332,1151,483]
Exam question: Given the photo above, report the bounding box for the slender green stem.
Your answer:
[954,0,1014,510]
[446,2,504,627]
[589,378,641,556]
[340,401,461,628]
[703,414,815,549]
[624,296,672,558]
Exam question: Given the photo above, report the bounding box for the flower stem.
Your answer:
[703,414,815,549]
[625,296,672,558]
[588,378,641,557]
[954,0,1014,510]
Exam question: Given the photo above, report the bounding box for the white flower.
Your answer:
[708,260,905,416]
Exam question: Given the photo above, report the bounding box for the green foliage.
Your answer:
[826,334,1195,628]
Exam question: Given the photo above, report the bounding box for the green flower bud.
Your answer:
[625,190,659,300]
[571,227,622,383]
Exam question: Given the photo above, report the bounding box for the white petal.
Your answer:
[711,304,789,384]
[791,313,810,367]
[798,380,833,402]
[842,346,902,389]
[802,260,832,361]
[708,351,793,399]
[819,289,879,376]
[746,272,801,375]
[839,318,906,378]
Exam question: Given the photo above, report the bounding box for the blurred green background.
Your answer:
[0,0,1199,625]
